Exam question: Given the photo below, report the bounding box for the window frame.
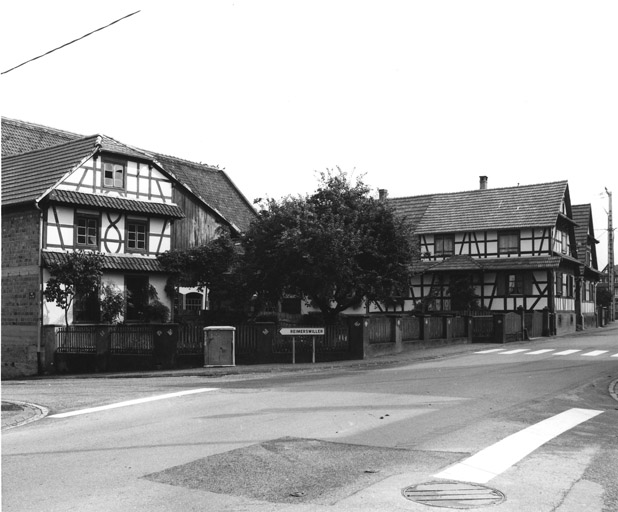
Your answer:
[498,230,520,255]
[125,218,149,253]
[74,212,100,249]
[102,157,127,190]
[434,233,455,257]
[556,272,564,297]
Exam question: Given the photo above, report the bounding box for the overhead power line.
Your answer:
[1,10,141,75]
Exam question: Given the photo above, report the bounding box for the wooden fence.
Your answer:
[44,309,553,374]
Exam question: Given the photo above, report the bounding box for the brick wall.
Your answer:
[2,207,41,377]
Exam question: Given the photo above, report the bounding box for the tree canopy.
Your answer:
[242,170,415,320]
[43,250,104,325]
[158,228,247,311]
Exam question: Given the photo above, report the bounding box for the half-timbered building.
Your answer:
[388,178,601,334]
[1,117,257,376]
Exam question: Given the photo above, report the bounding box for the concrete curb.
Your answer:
[610,379,618,403]
[1,401,49,430]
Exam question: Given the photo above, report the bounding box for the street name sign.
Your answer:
[279,327,325,336]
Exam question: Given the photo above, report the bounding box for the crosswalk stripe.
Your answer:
[581,350,608,357]
[474,348,614,358]
[433,408,603,484]
[49,388,219,418]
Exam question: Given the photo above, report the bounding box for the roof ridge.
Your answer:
[1,116,84,139]
[154,151,222,172]
[389,180,568,200]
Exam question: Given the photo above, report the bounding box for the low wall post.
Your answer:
[348,315,369,359]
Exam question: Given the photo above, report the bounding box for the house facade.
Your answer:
[387,178,601,334]
[1,117,257,377]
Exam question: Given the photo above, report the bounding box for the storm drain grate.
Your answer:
[402,481,505,509]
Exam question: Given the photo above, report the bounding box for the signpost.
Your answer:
[279,327,325,364]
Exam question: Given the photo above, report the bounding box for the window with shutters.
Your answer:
[498,231,520,255]
[435,234,454,257]
[556,272,563,297]
[102,158,126,190]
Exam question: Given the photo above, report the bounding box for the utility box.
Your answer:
[203,326,236,367]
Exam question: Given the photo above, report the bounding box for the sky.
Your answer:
[1,0,616,268]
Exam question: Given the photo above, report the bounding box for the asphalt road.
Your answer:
[2,326,618,512]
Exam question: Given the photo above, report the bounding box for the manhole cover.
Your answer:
[402,481,505,509]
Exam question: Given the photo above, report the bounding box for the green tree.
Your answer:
[100,283,126,324]
[242,169,415,321]
[158,228,246,311]
[448,275,480,311]
[43,250,104,325]
[596,285,613,308]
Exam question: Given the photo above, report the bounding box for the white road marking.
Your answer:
[500,349,529,355]
[49,388,218,418]
[581,350,608,357]
[612,353,618,358]
[433,408,603,484]
[553,349,582,356]
[474,349,507,354]
[526,349,555,355]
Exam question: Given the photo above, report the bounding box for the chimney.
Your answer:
[378,188,388,200]
[479,176,488,190]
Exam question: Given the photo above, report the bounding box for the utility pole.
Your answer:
[606,188,615,322]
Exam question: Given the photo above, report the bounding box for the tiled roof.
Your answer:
[478,256,563,270]
[417,255,563,274]
[47,190,185,218]
[427,255,485,272]
[571,204,599,247]
[1,116,82,157]
[154,153,257,233]
[2,137,99,206]
[42,251,167,273]
[2,117,257,233]
[390,181,569,234]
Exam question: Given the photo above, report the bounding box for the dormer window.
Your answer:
[435,234,454,257]
[102,158,126,189]
[498,230,519,255]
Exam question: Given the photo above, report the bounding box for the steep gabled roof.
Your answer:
[390,181,569,234]
[1,116,82,157]
[1,117,257,232]
[571,203,600,272]
[154,153,257,233]
[1,134,157,207]
[2,136,99,206]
